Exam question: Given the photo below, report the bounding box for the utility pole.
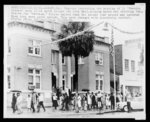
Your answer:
[112,28,116,110]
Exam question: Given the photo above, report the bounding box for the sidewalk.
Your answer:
[4,107,118,118]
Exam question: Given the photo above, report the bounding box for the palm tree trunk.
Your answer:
[74,54,78,92]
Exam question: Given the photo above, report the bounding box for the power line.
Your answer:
[34,21,143,47]
[107,22,143,34]
[40,21,104,47]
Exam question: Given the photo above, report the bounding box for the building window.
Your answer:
[62,56,65,65]
[7,67,11,89]
[95,52,103,65]
[125,59,129,71]
[62,75,66,90]
[51,50,58,64]
[95,73,104,91]
[96,80,99,90]
[28,68,41,89]
[131,60,135,72]
[78,56,84,64]
[28,40,41,56]
[8,39,11,53]
[100,80,103,90]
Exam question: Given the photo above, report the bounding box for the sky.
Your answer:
[90,16,145,45]
[88,4,145,45]
[5,4,145,45]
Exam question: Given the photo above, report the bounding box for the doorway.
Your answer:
[51,72,56,89]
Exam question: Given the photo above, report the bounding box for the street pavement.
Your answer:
[4,107,146,120]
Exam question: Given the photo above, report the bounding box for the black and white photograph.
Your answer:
[4,4,145,119]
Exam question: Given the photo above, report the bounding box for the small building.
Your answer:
[110,38,144,99]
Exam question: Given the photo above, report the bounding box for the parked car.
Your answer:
[117,96,144,112]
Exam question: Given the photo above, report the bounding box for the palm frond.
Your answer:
[57,22,95,57]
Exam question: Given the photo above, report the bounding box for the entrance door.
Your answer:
[51,73,56,89]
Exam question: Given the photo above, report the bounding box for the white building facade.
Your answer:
[119,38,144,98]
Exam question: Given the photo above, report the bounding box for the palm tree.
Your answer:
[57,22,95,92]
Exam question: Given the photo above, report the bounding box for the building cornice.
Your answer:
[8,21,56,34]
[94,40,110,47]
[94,35,110,47]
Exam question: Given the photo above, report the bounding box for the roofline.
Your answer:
[8,21,56,33]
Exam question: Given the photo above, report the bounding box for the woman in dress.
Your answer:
[77,93,82,111]
[27,94,32,112]
[16,93,23,114]
[82,94,87,111]
[87,93,92,110]
[53,93,58,110]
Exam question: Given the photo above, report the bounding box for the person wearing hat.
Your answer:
[97,91,102,113]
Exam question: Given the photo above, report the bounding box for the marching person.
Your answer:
[109,93,115,110]
[75,92,79,113]
[126,93,132,113]
[87,92,92,110]
[16,92,23,114]
[37,93,46,112]
[101,92,106,113]
[97,91,102,113]
[31,92,37,113]
[52,92,58,110]
[59,94,63,109]
[116,93,121,110]
[65,93,69,111]
[60,93,65,111]
[95,93,98,110]
[82,93,88,111]
[77,93,82,111]
[27,94,32,112]
[91,92,96,110]
[106,94,111,109]
[11,93,17,113]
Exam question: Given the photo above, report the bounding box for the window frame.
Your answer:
[95,52,104,65]
[7,66,11,89]
[62,74,66,90]
[8,39,11,54]
[28,68,41,90]
[131,60,135,72]
[96,80,99,90]
[62,56,66,65]
[95,73,104,91]
[125,59,129,71]
[51,50,57,64]
[28,39,41,56]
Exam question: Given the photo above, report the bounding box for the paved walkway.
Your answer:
[4,107,118,118]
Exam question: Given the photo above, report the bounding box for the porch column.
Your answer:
[59,52,62,88]
[67,56,71,89]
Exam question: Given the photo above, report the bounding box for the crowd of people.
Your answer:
[51,89,124,113]
[11,88,124,114]
[11,92,46,114]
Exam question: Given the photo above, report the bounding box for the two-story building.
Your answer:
[110,38,144,99]
[6,21,58,107]
[6,21,111,107]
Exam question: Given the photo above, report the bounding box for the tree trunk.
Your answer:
[74,54,78,92]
